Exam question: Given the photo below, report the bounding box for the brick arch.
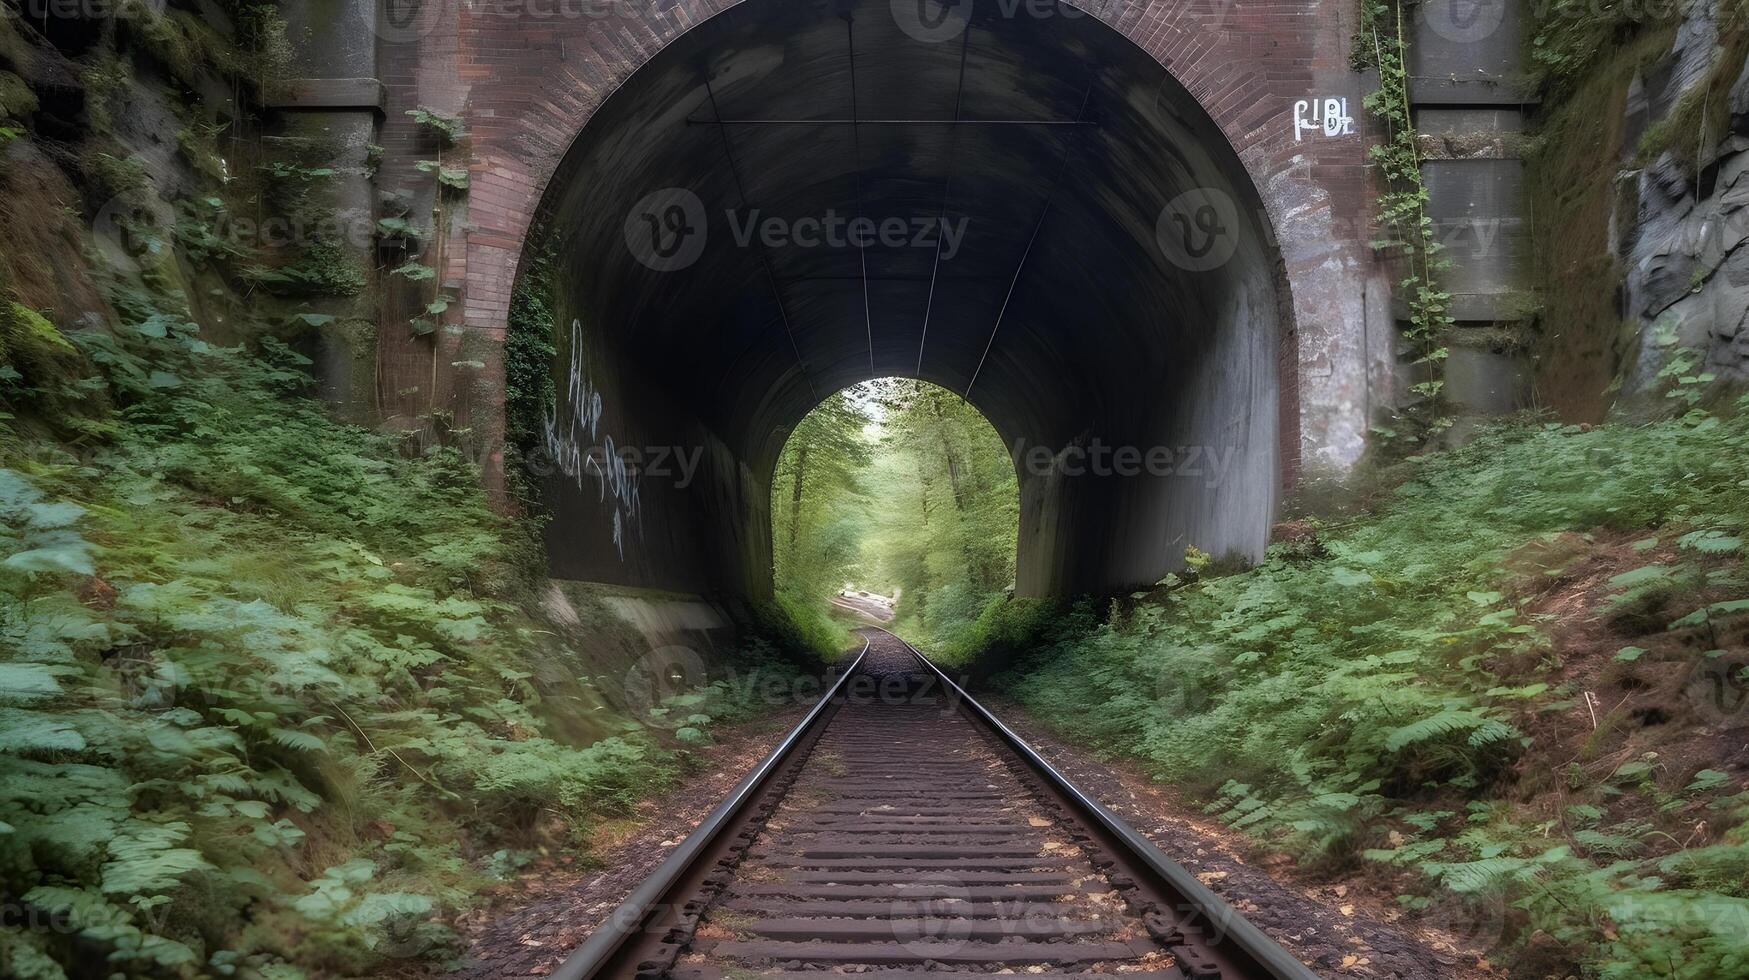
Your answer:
[377,0,1383,491]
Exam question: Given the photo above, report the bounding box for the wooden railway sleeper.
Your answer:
[557,633,1320,980]
[1173,943,1226,979]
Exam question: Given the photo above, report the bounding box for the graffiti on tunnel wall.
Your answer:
[1292,97,1355,140]
[544,318,642,560]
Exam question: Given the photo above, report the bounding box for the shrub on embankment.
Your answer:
[0,311,810,978]
[992,402,1749,978]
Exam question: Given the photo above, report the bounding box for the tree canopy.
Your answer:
[770,379,1019,652]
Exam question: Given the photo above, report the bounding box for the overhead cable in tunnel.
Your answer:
[966,72,1095,401]
[918,23,973,378]
[703,70,819,403]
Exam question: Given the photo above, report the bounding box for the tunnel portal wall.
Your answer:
[368,0,1397,599]
[537,305,772,599]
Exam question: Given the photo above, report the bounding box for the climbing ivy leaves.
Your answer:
[1357,0,1454,444]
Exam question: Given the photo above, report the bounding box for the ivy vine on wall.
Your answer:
[1356,0,1454,443]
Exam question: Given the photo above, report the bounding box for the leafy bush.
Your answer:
[997,406,1749,976]
[0,306,806,978]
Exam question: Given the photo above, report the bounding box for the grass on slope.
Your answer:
[996,404,1749,979]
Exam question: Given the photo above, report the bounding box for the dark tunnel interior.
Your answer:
[529,0,1290,600]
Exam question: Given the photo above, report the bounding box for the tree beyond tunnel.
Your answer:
[525,0,1290,600]
[771,379,1020,651]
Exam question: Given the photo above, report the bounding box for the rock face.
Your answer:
[1669,0,1721,101]
[1625,143,1749,390]
[1733,53,1749,128]
[1619,41,1749,396]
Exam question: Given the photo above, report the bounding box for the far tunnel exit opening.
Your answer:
[772,378,1020,653]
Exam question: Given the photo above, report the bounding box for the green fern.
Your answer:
[1003,399,1749,976]
[0,306,809,977]
[1384,708,1501,752]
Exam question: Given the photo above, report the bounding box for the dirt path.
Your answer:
[984,696,1499,980]
[448,705,812,978]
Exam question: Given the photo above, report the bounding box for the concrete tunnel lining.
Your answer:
[527,0,1292,600]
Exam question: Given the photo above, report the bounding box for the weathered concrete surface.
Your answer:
[1444,346,1523,415]
[272,0,381,418]
[1409,0,1523,82]
[1408,0,1531,425]
[540,580,752,710]
[1422,159,1527,306]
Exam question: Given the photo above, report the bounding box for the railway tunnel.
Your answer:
[527,0,1292,600]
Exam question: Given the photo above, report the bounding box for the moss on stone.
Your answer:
[244,239,367,298]
[79,145,151,202]
[0,70,36,122]
[504,251,557,457]
[0,13,34,75]
[1451,321,1537,354]
[1526,0,1676,97]
[1635,9,1748,166]
[1525,28,1677,422]
[79,54,132,134]
[0,300,82,386]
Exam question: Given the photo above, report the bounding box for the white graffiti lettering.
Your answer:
[544,318,642,559]
[1293,97,1355,141]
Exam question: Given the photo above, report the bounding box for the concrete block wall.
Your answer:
[269,0,384,420]
[1408,0,1533,417]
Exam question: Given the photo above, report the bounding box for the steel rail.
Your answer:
[557,625,1317,980]
[871,625,1322,980]
[549,637,870,980]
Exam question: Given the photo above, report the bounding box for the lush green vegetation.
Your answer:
[0,7,820,974]
[0,297,805,979]
[993,399,1749,978]
[2,2,1743,977]
[771,379,1018,654]
[1353,0,1452,446]
[771,389,875,652]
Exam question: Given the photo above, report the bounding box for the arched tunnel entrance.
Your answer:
[527,0,1292,601]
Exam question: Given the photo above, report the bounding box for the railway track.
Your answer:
[556,629,1319,980]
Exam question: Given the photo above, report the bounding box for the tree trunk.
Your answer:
[943,440,968,509]
[927,392,970,510]
[787,444,807,561]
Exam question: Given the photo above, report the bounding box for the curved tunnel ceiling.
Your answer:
[532,0,1285,471]
[531,0,1289,597]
